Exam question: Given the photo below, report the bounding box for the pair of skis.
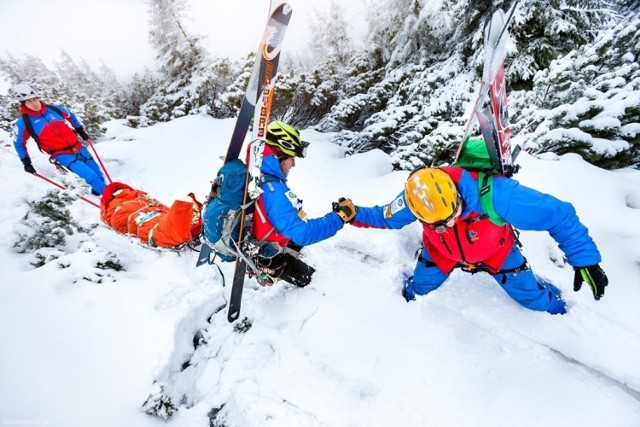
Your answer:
[201,1,292,323]
[455,0,520,177]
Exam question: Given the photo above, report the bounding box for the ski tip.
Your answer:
[227,310,240,323]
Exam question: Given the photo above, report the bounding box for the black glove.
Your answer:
[75,127,91,141]
[573,264,608,300]
[21,157,36,174]
[332,197,358,223]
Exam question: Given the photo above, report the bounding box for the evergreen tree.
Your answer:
[277,58,342,129]
[55,51,99,99]
[0,93,15,132]
[0,52,124,137]
[511,13,640,169]
[508,0,617,89]
[362,0,415,62]
[216,53,255,120]
[276,1,358,128]
[203,56,240,118]
[316,47,386,132]
[322,0,636,170]
[124,68,159,122]
[307,1,354,66]
[97,61,128,119]
[270,70,300,122]
[0,54,66,103]
[142,0,213,122]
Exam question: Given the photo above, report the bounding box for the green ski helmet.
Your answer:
[265,121,309,158]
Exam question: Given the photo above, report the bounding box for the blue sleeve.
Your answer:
[12,118,29,160]
[492,178,601,267]
[352,191,417,229]
[53,104,83,129]
[262,182,344,247]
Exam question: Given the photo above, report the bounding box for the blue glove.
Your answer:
[402,276,416,302]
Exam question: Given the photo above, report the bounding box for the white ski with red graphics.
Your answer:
[195,4,289,269]
[456,0,520,176]
[227,1,292,323]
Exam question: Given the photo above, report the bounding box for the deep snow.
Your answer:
[0,114,639,427]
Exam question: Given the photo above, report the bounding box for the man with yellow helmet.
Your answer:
[251,121,357,287]
[350,164,608,314]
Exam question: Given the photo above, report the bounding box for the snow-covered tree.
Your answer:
[0,54,68,104]
[275,58,342,129]
[316,47,386,132]
[0,93,14,132]
[508,0,617,89]
[307,1,354,67]
[275,1,362,128]
[202,56,241,118]
[323,0,637,170]
[511,14,640,169]
[97,61,129,119]
[362,0,416,63]
[212,53,255,120]
[142,0,213,122]
[123,68,159,120]
[0,52,127,137]
[55,51,100,99]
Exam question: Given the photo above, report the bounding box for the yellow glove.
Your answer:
[332,197,357,223]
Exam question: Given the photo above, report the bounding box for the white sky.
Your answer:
[0,0,367,84]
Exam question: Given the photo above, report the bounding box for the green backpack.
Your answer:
[451,136,506,226]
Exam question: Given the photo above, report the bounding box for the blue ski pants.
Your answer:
[404,246,566,314]
[55,147,107,195]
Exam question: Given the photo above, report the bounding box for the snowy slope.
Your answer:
[0,115,639,427]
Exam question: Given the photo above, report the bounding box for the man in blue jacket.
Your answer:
[12,83,107,195]
[350,166,608,314]
[251,121,357,287]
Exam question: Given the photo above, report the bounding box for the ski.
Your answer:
[227,2,292,323]
[196,242,213,267]
[455,0,520,177]
[196,2,291,270]
[482,5,515,176]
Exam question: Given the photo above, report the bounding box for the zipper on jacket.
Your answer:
[438,234,453,255]
[453,227,469,264]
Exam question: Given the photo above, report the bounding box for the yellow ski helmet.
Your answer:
[265,121,309,158]
[405,168,460,224]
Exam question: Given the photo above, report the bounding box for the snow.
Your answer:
[1,115,640,426]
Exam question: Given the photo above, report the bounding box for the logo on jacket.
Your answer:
[384,195,405,218]
[135,211,161,226]
[468,230,479,242]
[286,191,303,210]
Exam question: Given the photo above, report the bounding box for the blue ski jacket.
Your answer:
[354,168,602,269]
[253,147,344,247]
[14,103,84,160]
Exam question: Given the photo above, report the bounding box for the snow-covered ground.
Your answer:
[0,114,639,427]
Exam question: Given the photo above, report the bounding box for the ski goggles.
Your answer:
[423,195,463,233]
[297,140,310,158]
[273,139,310,158]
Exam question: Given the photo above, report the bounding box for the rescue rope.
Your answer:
[1,145,100,208]
[84,137,113,184]
[33,173,100,208]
